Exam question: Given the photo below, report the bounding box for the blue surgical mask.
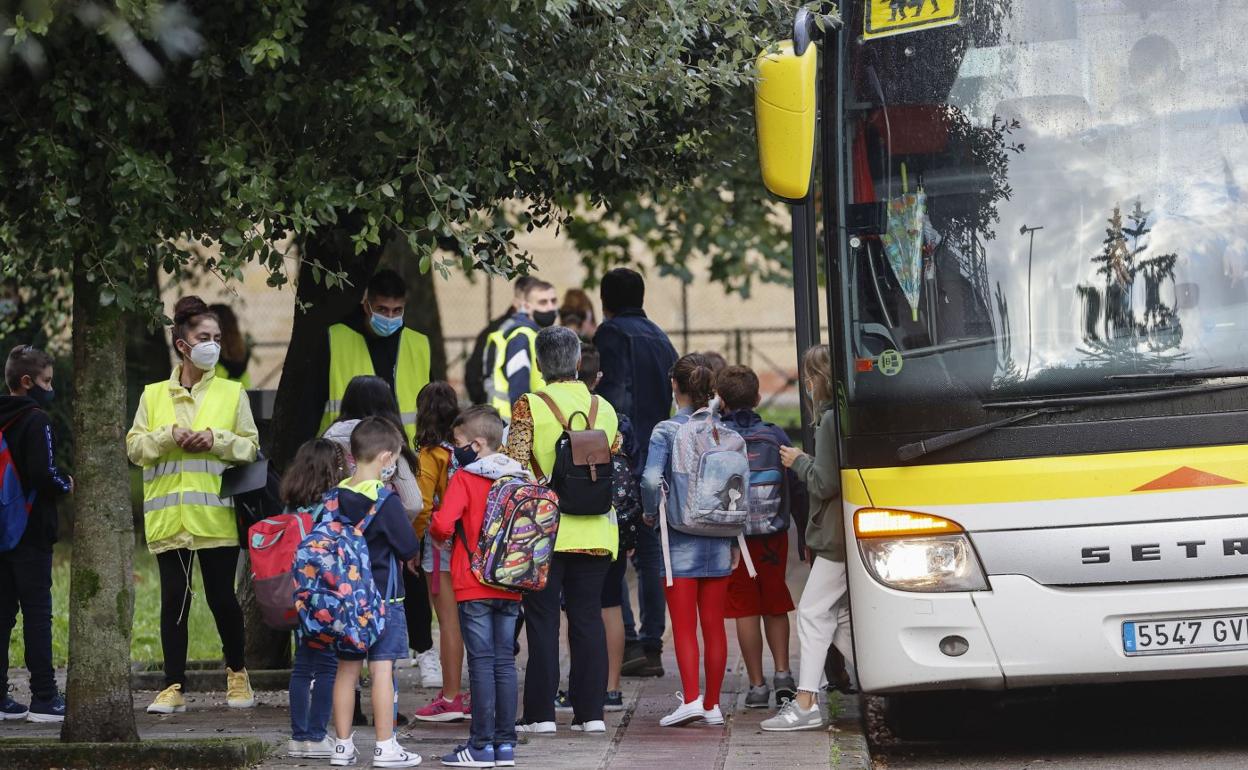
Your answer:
[369,310,404,337]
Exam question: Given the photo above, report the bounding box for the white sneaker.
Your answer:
[702,705,724,726]
[331,734,358,766]
[515,720,556,735]
[659,694,706,727]
[304,736,336,758]
[760,699,826,732]
[416,649,443,689]
[373,736,423,768]
[287,739,307,758]
[571,719,606,733]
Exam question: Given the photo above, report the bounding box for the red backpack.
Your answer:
[248,504,322,630]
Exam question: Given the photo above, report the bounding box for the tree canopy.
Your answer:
[1,0,795,322]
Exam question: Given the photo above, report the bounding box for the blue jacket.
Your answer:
[593,309,678,480]
[641,407,734,579]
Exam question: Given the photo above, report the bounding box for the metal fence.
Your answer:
[443,325,827,412]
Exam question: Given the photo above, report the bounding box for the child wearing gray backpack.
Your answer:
[641,354,755,729]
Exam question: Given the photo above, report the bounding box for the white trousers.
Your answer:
[796,555,855,693]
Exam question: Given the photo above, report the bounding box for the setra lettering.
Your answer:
[1177,540,1206,558]
[1223,538,1248,556]
[1131,544,1161,561]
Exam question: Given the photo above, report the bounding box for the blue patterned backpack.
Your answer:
[292,488,396,656]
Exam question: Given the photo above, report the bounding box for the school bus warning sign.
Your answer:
[864,0,961,40]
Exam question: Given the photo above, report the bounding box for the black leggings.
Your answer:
[156,546,246,689]
[404,567,434,653]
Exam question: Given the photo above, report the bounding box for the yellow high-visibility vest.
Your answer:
[214,363,252,390]
[527,381,618,559]
[488,324,545,420]
[319,323,430,443]
[141,377,243,545]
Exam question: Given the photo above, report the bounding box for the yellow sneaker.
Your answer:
[146,684,186,714]
[226,667,255,709]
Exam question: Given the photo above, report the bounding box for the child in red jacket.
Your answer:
[430,406,524,768]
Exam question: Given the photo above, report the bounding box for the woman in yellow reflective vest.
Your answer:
[125,296,260,715]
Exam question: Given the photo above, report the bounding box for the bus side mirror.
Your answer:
[755,40,817,202]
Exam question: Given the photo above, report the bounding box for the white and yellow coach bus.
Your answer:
[757,0,1248,732]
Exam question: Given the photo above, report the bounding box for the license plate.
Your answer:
[1122,614,1248,655]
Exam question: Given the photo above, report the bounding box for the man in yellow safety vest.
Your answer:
[314,269,431,444]
[484,278,558,420]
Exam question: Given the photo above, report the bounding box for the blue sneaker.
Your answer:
[441,743,495,767]
[28,693,66,723]
[0,695,28,721]
[494,744,514,767]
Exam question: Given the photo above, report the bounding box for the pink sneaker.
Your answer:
[413,691,467,722]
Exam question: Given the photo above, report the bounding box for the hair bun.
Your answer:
[173,295,211,326]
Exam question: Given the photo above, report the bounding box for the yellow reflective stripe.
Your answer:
[143,491,232,513]
[400,411,417,426]
[323,399,342,415]
[142,459,228,483]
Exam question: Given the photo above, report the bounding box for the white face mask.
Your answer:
[380,461,398,483]
[186,341,221,372]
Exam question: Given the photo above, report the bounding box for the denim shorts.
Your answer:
[366,601,410,662]
[421,536,453,574]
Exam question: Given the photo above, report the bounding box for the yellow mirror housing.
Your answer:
[755,40,817,202]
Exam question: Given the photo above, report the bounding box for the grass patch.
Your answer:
[10,544,227,668]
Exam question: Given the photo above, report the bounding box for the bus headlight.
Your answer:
[854,508,989,592]
[858,535,988,592]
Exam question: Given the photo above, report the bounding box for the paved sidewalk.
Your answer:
[2,554,868,768]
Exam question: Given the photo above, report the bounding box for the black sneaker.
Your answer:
[27,692,65,723]
[553,690,573,712]
[0,695,28,721]
[619,643,647,676]
[604,691,624,712]
[639,649,664,677]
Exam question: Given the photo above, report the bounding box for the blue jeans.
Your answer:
[459,599,520,749]
[290,638,337,741]
[622,524,666,651]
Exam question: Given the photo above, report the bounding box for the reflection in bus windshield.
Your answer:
[844,0,1248,405]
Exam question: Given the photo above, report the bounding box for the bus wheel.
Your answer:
[865,691,979,745]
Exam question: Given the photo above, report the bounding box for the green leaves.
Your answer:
[0,0,797,330]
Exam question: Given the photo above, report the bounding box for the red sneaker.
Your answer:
[414,691,467,722]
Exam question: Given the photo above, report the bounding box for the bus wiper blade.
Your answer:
[1106,369,1248,381]
[985,380,1248,410]
[897,407,1076,462]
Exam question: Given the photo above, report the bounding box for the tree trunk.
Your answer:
[247,228,380,669]
[266,229,381,471]
[385,238,446,381]
[62,260,140,743]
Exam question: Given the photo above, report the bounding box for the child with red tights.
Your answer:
[641,353,739,728]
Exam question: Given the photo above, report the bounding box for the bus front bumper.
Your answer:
[851,569,1248,693]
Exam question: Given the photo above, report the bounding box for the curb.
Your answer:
[830,693,873,769]
[0,736,269,769]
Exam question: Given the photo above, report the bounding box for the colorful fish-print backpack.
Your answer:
[459,477,559,593]
[292,488,396,655]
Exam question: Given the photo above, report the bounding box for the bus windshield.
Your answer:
[841,0,1248,410]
